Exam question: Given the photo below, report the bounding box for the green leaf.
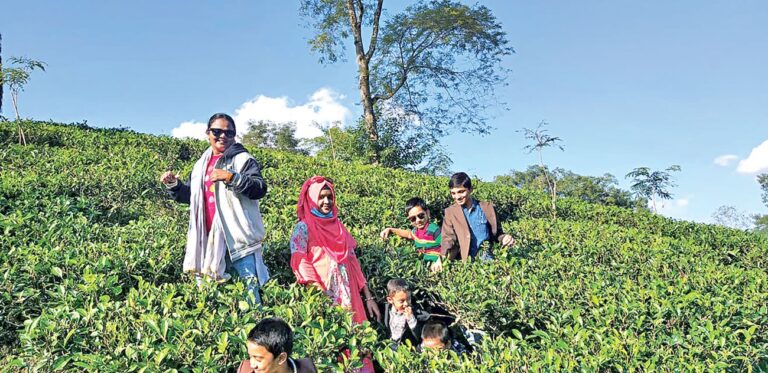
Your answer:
[52,355,72,371]
[154,347,170,365]
[51,266,64,278]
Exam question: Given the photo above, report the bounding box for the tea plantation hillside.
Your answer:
[2,120,768,371]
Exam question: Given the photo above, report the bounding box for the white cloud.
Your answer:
[171,121,208,140]
[233,88,350,139]
[653,195,693,220]
[713,154,738,167]
[737,139,768,174]
[171,88,352,140]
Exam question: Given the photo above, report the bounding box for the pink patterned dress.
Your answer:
[290,221,369,324]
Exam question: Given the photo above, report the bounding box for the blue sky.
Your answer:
[3,1,767,224]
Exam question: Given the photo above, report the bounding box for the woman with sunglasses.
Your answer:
[290,176,380,372]
[160,113,269,304]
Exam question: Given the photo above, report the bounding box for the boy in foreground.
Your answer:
[239,318,317,373]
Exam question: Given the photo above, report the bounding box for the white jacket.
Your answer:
[169,144,270,285]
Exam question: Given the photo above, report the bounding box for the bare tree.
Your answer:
[712,205,753,230]
[521,121,564,218]
[1,56,47,145]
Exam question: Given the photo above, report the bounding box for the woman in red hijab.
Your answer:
[290,176,380,372]
[290,176,381,322]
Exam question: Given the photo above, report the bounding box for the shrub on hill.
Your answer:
[1,120,767,371]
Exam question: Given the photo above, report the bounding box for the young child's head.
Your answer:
[405,197,430,230]
[448,172,473,208]
[386,278,412,313]
[421,320,452,350]
[246,318,294,373]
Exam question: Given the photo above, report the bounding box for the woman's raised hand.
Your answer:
[160,171,179,185]
[379,228,391,240]
[210,169,233,183]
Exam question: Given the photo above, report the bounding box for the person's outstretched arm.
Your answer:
[160,171,191,204]
[379,227,414,240]
[485,202,515,247]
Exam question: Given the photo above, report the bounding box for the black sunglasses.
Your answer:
[408,212,426,223]
[209,128,236,138]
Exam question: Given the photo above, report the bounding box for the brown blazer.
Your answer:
[440,200,504,261]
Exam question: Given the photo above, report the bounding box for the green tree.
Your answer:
[554,169,639,208]
[495,166,642,209]
[755,174,768,237]
[521,121,564,218]
[758,173,768,208]
[300,0,513,163]
[240,120,308,155]
[753,214,768,237]
[494,165,546,191]
[310,115,451,175]
[625,165,681,213]
[0,56,46,145]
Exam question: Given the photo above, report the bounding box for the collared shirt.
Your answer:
[462,199,490,258]
[388,306,417,341]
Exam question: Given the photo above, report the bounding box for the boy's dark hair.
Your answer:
[247,317,293,357]
[421,320,451,344]
[448,172,472,189]
[387,278,411,297]
[207,113,237,132]
[404,197,427,215]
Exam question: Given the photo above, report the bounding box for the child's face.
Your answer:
[386,290,411,313]
[246,341,287,373]
[407,205,429,229]
[422,337,447,350]
[450,186,472,208]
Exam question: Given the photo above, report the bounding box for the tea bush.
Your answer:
[1,120,767,371]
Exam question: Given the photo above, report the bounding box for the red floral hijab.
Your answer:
[297,176,356,263]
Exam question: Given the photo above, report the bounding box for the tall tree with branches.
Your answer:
[522,121,564,218]
[300,0,513,164]
[1,56,46,145]
[625,165,681,213]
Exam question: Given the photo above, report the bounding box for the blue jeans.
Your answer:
[231,253,262,305]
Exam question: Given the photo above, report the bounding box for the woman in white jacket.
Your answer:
[160,113,270,304]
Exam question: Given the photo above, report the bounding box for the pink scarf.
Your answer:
[297,176,356,263]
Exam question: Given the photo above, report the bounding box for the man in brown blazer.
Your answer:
[436,172,515,268]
